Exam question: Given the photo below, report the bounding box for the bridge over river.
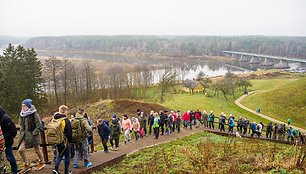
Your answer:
[224,51,306,69]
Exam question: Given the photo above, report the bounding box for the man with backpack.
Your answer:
[97,119,111,153]
[49,105,72,174]
[71,108,93,168]
[0,106,17,174]
[18,99,45,174]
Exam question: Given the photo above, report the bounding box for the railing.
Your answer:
[14,126,97,164]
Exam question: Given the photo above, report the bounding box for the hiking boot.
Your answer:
[124,140,127,144]
[85,161,93,168]
[19,164,32,174]
[68,171,72,174]
[34,162,45,171]
[114,147,118,151]
[73,163,78,168]
[52,170,59,174]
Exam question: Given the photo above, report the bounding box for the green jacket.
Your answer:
[139,116,146,128]
[18,109,42,149]
[110,120,121,137]
[74,113,93,138]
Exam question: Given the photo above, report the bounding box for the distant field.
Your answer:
[241,77,306,128]
[96,132,304,174]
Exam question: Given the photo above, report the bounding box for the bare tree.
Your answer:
[45,56,62,106]
[156,66,178,102]
[196,71,212,93]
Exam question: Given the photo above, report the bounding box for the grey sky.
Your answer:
[0,0,305,36]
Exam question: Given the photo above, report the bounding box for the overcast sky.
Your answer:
[0,0,305,37]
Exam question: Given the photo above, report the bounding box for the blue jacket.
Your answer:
[209,113,214,122]
[251,123,257,131]
[98,121,111,139]
[229,118,235,127]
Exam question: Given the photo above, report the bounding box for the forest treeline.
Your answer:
[25,35,306,58]
[0,44,253,118]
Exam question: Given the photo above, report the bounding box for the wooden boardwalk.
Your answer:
[26,126,299,174]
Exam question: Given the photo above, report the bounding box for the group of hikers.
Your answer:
[0,99,304,174]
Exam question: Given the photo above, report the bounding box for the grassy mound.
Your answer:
[241,77,306,128]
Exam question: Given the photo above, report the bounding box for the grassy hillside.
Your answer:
[241,77,306,128]
[95,132,305,174]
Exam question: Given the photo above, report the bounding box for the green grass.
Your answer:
[95,132,304,174]
[241,77,306,128]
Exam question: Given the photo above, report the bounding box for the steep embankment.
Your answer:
[241,77,306,128]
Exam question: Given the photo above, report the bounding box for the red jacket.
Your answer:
[195,112,201,120]
[182,112,190,122]
[172,113,177,122]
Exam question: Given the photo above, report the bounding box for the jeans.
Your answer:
[5,146,17,174]
[190,120,193,129]
[74,139,89,165]
[55,143,71,174]
[124,129,131,142]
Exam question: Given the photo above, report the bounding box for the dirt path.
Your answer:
[235,91,306,133]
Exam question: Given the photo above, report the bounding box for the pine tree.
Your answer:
[0,44,47,117]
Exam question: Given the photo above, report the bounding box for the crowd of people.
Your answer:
[0,99,304,174]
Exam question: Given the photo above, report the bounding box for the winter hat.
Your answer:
[112,114,117,119]
[137,109,141,112]
[22,99,32,108]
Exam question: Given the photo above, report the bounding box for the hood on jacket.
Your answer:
[20,105,37,117]
[54,112,66,119]
[0,106,6,119]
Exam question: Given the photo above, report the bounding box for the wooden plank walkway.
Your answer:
[27,126,299,174]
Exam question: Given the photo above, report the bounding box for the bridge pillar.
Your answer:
[262,58,273,66]
[274,60,289,69]
[238,55,249,62]
[249,56,260,64]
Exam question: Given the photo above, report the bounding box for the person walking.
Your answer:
[110,115,121,151]
[152,113,160,139]
[208,111,215,129]
[132,117,140,141]
[97,119,111,153]
[202,110,208,128]
[287,117,291,126]
[148,111,155,135]
[176,110,181,133]
[159,111,167,135]
[71,108,93,168]
[122,114,132,144]
[219,114,226,132]
[251,121,257,137]
[0,106,18,174]
[242,117,249,135]
[182,111,190,129]
[266,122,273,139]
[18,99,45,173]
[52,105,72,174]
